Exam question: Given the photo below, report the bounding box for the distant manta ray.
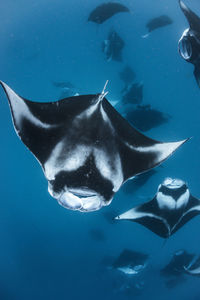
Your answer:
[115,178,200,238]
[142,15,173,38]
[0,81,187,213]
[88,2,130,24]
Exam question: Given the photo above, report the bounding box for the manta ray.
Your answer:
[88,2,130,24]
[115,178,200,238]
[179,0,200,87]
[102,30,125,62]
[125,105,169,132]
[112,249,148,275]
[0,81,187,212]
[122,82,143,105]
[161,250,195,278]
[142,15,173,38]
[160,249,194,288]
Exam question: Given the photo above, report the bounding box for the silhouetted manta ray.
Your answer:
[0,81,187,212]
[142,15,173,38]
[88,2,130,24]
[179,0,200,87]
[115,178,200,238]
[125,105,169,132]
[160,249,194,288]
[161,249,195,278]
[112,249,148,275]
[102,29,125,62]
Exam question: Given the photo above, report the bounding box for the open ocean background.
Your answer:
[0,0,200,299]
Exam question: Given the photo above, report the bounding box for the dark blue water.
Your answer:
[0,0,200,299]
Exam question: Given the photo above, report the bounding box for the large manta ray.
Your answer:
[88,2,130,24]
[1,81,187,212]
[115,178,200,238]
[179,0,200,87]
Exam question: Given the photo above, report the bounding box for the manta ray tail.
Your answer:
[194,66,200,88]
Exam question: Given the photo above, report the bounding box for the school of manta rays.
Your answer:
[2,0,200,284]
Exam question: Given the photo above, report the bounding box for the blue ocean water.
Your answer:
[0,0,200,299]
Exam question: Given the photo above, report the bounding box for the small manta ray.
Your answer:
[88,2,130,24]
[143,15,173,38]
[125,105,169,132]
[119,66,136,86]
[0,81,187,213]
[115,178,200,238]
[102,30,125,62]
[161,249,195,278]
[112,249,148,275]
[122,82,143,105]
[178,0,200,88]
[160,249,195,288]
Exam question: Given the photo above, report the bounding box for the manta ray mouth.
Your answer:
[68,188,97,198]
[162,178,185,189]
[57,188,108,212]
[179,35,192,60]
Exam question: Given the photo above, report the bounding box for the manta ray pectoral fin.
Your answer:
[122,138,189,180]
[0,81,96,165]
[115,208,170,238]
[102,95,189,181]
[171,201,200,235]
[179,0,200,31]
